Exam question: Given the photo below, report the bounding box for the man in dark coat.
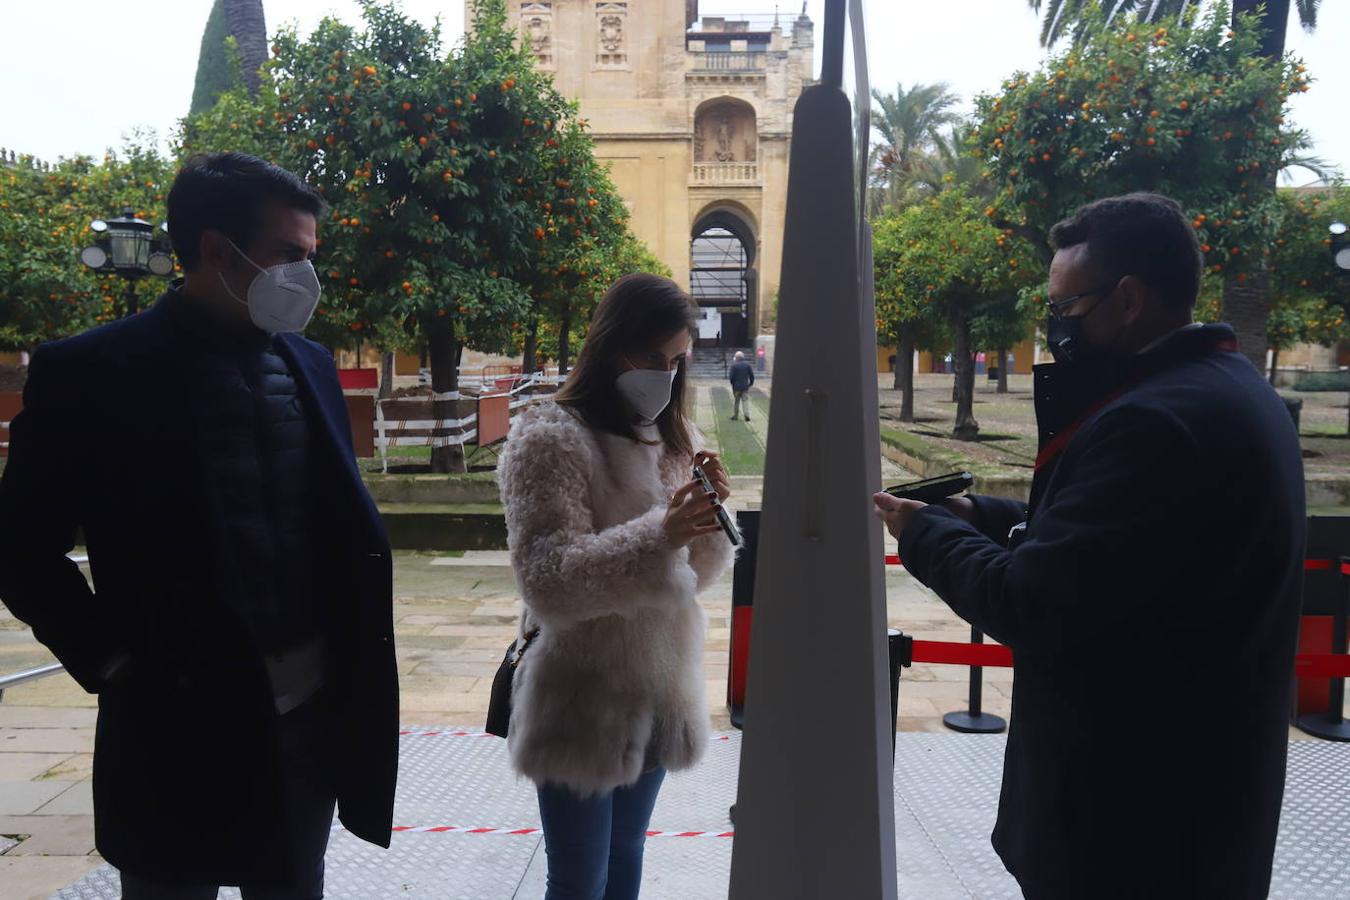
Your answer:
[874,193,1304,899]
[728,350,755,421]
[0,153,398,898]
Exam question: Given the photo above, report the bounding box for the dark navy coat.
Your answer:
[897,324,1304,899]
[0,293,397,884]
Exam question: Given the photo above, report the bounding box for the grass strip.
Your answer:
[710,385,766,476]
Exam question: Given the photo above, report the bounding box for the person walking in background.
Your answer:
[497,274,736,900]
[0,152,398,898]
[874,193,1304,899]
[728,350,755,421]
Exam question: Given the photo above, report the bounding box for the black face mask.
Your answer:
[1046,293,1119,365]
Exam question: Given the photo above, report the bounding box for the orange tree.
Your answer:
[0,136,174,352]
[538,234,670,372]
[517,117,669,374]
[872,214,946,420]
[1266,188,1350,402]
[972,5,1308,370]
[513,116,630,375]
[873,187,1039,439]
[180,0,641,471]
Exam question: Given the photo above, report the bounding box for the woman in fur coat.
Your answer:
[497,273,736,899]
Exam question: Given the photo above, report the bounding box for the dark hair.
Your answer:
[1049,192,1202,310]
[555,273,700,457]
[167,152,328,271]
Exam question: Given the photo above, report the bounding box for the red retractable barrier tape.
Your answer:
[911,640,1014,668]
[1295,652,1350,679]
[903,639,1350,681]
[1304,558,1350,575]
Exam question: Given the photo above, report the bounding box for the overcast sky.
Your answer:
[2,1,1344,186]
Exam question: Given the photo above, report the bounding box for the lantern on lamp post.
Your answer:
[1332,221,1350,276]
[79,208,175,317]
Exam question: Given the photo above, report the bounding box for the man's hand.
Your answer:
[942,496,976,523]
[873,491,927,542]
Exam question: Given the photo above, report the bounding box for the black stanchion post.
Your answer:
[1296,555,1350,741]
[728,510,761,826]
[941,626,1008,734]
[887,629,911,756]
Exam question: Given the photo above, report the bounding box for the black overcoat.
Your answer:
[898,324,1305,899]
[0,293,397,884]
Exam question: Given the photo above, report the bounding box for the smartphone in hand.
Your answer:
[883,472,974,505]
[693,465,742,546]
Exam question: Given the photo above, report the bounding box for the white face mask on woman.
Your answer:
[218,238,323,334]
[616,368,677,422]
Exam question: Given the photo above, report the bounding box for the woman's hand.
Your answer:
[663,480,722,548]
[694,450,731,503]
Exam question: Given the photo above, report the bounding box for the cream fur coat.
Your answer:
[496,401,735,795]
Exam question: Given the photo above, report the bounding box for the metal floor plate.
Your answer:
[53,731,1350,899]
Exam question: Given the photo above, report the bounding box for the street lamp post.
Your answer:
[79,208,175,317]
[1332,221,1350,276]
[1326,221,1350,436]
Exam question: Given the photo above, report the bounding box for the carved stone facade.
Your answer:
[594,3,627,68]
[520,2,553,68]
[476,1,814,341]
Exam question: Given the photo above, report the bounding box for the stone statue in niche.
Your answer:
[599,15,624,53]
[714,115,734,162]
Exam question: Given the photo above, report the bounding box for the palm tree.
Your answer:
[1028,0,1321,48]
[913,124,987,198]
[868,82,962,215]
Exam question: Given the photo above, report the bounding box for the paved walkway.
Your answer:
[0,550,988,898]
[42,731,1350,899]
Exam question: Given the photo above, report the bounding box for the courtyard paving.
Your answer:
[0,544,988,898]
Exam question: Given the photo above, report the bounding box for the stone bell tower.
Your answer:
[486,1,814,345]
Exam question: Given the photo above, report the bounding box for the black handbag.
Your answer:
[485,627,538,738]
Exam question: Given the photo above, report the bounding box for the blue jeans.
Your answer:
[536,767,667,900]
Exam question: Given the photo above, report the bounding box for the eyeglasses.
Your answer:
[1045,281,1118,320]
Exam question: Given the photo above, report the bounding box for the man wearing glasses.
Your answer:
[874,193,1304,899]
